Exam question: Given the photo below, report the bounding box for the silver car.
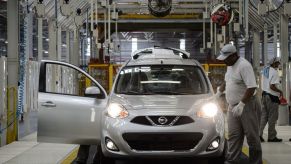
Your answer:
[37,47,225,163]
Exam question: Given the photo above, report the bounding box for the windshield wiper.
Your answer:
[118,91,155,95]
[152,91,189,95]
[118,91,140,95]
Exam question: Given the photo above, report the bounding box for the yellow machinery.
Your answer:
[86,64,122,93]
[202,64,227,90]
[6,87,17,144]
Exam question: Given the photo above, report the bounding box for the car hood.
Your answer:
[110,94,214,112]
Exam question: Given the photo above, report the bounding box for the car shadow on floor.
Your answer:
[72,145,250,164]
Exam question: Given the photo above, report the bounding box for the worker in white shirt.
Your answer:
[216,44,262,164]
[259,57,283,142]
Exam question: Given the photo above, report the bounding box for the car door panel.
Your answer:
[37,60,107,144]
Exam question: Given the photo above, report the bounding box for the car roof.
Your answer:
[126,57,200,66]
[126,47,200,67]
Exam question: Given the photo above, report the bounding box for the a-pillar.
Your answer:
[278,14,289,125]
[6,0,19,144]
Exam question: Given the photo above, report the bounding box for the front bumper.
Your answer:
[101,114,225,159]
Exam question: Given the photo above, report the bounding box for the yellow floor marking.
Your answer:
[61,147,79,164]
[242,146,267,164]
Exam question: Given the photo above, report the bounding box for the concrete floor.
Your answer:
[261,126,291,164]
[1,123,291,163]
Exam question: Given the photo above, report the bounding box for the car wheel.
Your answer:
[93,146,115,164]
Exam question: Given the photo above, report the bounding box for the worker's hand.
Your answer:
[214,87,223,100]
[232,101,245,117]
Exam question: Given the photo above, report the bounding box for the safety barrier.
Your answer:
[6,87,18,144]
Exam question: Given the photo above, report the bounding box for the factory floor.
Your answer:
[1,126,291,164]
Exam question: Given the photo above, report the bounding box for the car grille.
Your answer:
[130,116,194,126]
[123,132,203,151]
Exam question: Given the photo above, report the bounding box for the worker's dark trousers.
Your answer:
[225,97,262,164]
[259,94,279,140]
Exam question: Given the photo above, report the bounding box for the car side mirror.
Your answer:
[85,86,101,98]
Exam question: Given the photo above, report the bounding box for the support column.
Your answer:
[66,31,70,62]
[48,20,57,60]
[23,11,33,136]
[0,56,7,146]
[7,0,19,144]
[57,27,62,61]
[72,29,80,66]
[38,18,43,62]
[278,14,289,125]
[48,20,57,93]
[263,24,268,65]
[274,23,278,57]
[253,31,260,78]
[72,29,80,95]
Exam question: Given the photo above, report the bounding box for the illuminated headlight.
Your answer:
[207,137,220,151]
[107,103,129,119]
[197,103,218,118]
[105,137,119,151]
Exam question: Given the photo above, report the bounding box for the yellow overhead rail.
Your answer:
[92,13,201,20]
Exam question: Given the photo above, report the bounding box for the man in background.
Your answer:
[260,57,283,142]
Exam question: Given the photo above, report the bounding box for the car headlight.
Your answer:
[197,103,218,118]
[107,103,129,119]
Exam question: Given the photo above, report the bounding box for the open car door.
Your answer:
[37,60,108,145]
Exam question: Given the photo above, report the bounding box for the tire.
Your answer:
[93,146,115,164]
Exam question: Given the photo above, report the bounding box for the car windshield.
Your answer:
[115,65,209,95]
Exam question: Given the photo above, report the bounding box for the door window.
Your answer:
[44,63,103,98]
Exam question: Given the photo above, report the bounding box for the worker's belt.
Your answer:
[262,91,280,104]
[229,96,256,107]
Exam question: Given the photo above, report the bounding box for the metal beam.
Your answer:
[252,31,260,78]
[38,18,43,62]
[66,30,70,62]
[274,23,278,57]
[72,29,80,66]
[96,19,208,23]
[278,13,289,125]
[263,24,268,65]
[48,20,57,60]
